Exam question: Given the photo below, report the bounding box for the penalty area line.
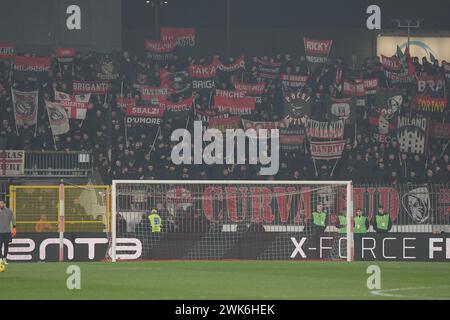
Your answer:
[370,286,450,299]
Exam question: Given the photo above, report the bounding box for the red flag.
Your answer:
[404,47,416,77]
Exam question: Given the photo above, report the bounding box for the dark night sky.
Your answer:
[123,0,450,30]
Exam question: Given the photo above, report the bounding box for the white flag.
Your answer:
[54,90,90,120]
[45,100,70,136]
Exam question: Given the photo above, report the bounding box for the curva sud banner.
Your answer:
[7,232,450,262]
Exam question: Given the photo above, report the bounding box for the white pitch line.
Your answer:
[370,286,450,299]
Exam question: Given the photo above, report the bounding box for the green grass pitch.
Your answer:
[1,261,449,300]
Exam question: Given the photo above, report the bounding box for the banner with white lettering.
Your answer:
[139,85,172,105]
[55,47,76,64]
[397,116,429,154]
[208,116,241,133]
[215,89,246,99]
[159,96,194,120]
[283,89,312,123]
[72,80,109,94]
[213,55,246,74]
[256,59,281,79]
[306,120,344,140]
[232,81,265,96]
[310,140,345,160]
[189,63,216,91]
[14,56,51,80]
[126,106,165,127]
[414,75,447,114]
[0,43,15,59]
[213,96,255,115]
[144,39,176,61]
[161,27,196,47]
[0,150,24,176]
[280,74,309,89]
[303,38,333,64]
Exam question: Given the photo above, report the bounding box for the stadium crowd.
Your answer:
[1,49,449,184]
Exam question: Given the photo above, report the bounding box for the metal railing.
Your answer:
[24,151,93,177]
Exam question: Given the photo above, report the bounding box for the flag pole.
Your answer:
[11,88,20,136]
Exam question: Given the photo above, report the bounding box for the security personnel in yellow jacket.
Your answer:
[371,205,392,233]
[336,210,347,234]
[353,208,369,234]
[336,209,369,234]
[311,203,327,234]
[148,209,162,233]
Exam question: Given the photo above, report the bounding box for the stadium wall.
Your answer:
[123,27,375,61]
[0,0,122,54]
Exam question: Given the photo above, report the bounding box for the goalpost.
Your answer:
[110,180,354,262]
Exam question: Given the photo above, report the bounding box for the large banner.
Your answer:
[444,63,450,80]
[116,96,136,110]
[0,150,24,176]
[213,96,255,115]
[214,55,246,74]
[283,89,312,122]
[327,96,356,124]
[54,90,90,120]
[381,55,401,71]
[281,74,309,89]
[429,121,450,139]
[241,118,290,131]
[188,63,216,91]
[208,116,241,133]
[256,59,281,79]
[45,101,70,136]
[369,88,402,143]
[160,68,191,94]
[232,81,265,96]
[14,56,51,79]
[139,85,172,104]
[310,140,345,160]
[280,122,306,151]
[55,47,76,63]
[306,120,344,140]
[11,89,39,127]
[159,96,194,120]
[397,116,429,154]
[215,89,246,99]
[303,38,333,64]
[72,81,109,94]
[144,39,176,61]
[414,75,447,114]
[161,27,196,47]
[0,43,15,59]
[126,106,165,127]
[381,55,414,84]
[95,54,120,81]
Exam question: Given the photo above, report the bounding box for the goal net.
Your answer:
[110,180,353,262]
